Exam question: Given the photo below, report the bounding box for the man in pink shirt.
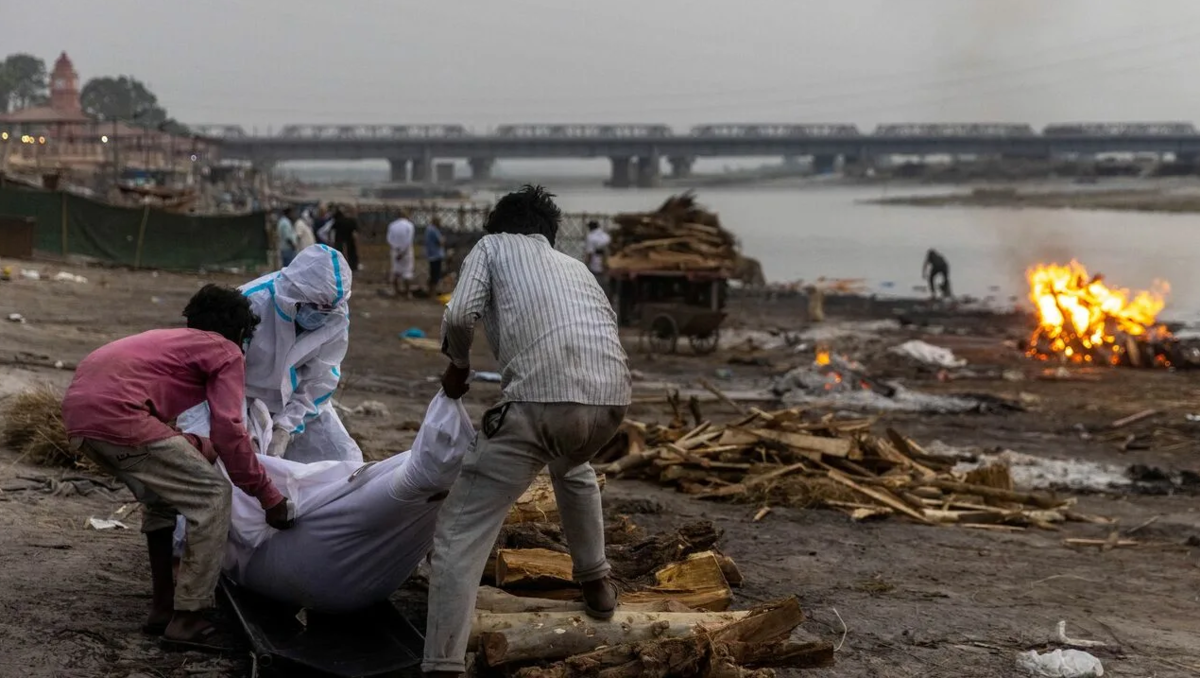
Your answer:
[63,284,294,652]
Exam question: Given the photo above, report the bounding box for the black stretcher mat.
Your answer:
[220,577,423,677]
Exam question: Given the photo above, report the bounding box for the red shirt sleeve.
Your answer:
[205,345,284,509]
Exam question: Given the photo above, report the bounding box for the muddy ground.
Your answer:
[1,259,1199,678]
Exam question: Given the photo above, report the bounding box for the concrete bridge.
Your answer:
[190,122,1200,187]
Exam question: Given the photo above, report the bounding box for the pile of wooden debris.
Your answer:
[608,192,740,274]
[465,476,834,676]
[591,406,1109,532]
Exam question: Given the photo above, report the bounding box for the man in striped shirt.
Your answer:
[424,186,632,677]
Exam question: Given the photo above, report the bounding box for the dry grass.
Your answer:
[1,386,77,467]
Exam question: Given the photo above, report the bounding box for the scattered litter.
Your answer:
[890,340,966,368]
[20,269,40,281]
[1056,621,1107,648]
[1003,369,1026,382]
[87,517,129,531]
[52,271,88,284]
[348,400,389,417]
[473,371,502,383]
[7,313,25,323]
[1,266,12,281]
[53,360,64,369]
[402,327,426,339]
[799,320,899,343]
[1016,649,1103,677]
[150,296,162,304]
[1186,414,1200,422]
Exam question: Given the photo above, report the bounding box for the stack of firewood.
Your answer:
[590,405,1110,532]
[467,476,835,676]
[608,192,740,274]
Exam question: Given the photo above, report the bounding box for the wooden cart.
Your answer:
[609,269,728,355]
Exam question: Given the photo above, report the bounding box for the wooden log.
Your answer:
[595,448,660,476]
[472,608,750,659]
[475,586,698,614]
[922,479,1061,510]
[724,634,836,670]
[707,596,804,644]
[505,473,607,524]
[510,597,824,678]
[1110,408,1159,429]
[826,469,934,525]
[740,428,853,458]
[628,550,733,612]
[697,378,750,416]
[496,548,575,589]
[609,521,721,582]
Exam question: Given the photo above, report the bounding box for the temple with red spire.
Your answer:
[0,51,215,179]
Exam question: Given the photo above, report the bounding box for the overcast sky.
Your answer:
[7,0,1200,132]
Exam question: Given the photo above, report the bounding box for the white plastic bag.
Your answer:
[1016,649,1104,677]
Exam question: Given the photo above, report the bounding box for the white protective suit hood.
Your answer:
[240,244,352,435]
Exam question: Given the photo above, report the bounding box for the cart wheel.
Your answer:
[646,314,679,354]
[690,329,720,355]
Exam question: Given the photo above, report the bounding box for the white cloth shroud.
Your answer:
[189,392,475,612]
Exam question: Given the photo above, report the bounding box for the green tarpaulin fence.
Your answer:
[0,185,268,270]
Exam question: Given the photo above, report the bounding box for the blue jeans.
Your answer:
[281,247,296,266]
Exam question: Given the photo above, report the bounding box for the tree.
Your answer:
[79,75,186,133]
[0,53,48,113]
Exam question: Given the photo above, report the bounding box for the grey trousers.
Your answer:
[422,402,626,673]
[73,436,232,611]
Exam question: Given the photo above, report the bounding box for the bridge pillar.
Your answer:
[469,157,495,181]
[636,155,662,188]
[411,155,432,184]
[609,156,633,188]
[668,156,694,179]
[388,158,409,183]
[811,154,836,175]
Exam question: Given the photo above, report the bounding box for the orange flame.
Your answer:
[815,349,831,366]
[1027,260,1169,363]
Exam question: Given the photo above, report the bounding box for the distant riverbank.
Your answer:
[867,186,1200,214]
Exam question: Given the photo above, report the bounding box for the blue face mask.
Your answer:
[295,304,332,331]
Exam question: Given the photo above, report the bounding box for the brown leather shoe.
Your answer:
[581,577,618,620]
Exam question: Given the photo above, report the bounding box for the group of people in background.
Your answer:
[276,206,447,299]
[276,204,361,272]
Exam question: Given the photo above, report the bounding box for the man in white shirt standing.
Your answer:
[386,211,416,299]
[423,186,631,677]
[277,207,298,267]
[583,220,612,294]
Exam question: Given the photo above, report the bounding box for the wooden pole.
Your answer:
[133,203,151,268]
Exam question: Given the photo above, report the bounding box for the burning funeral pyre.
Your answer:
[1025,260,1180,367]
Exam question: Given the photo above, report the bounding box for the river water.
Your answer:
[541,184,1200,322]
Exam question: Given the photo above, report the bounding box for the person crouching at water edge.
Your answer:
[62,285,294,652]
[179,245,360,464]
[423,186,632,677]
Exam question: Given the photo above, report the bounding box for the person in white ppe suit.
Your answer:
[179,244,360,464]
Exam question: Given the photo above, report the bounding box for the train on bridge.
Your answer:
[190,121,1200,140]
